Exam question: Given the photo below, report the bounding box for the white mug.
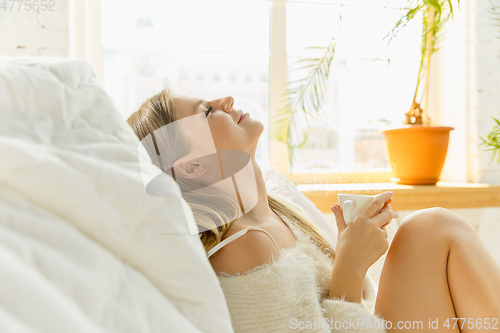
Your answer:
[337,194,379,225]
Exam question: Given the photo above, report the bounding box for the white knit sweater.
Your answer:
[216,216,388,333]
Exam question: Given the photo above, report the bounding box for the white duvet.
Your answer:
[0,56,234,333]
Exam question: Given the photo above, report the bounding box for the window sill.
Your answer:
[285,171,393,184]
[298,182,500,212]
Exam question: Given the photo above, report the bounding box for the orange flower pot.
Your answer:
[380,125,454,185]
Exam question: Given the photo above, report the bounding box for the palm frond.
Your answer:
[387,0,459,107]
[383,4,424,45]
[271,37,337,164]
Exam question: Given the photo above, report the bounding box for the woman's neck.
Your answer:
[236,156,276,225]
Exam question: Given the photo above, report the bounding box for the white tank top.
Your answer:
[207,227,281,259]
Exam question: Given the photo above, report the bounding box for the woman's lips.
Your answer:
[238,113,249,124]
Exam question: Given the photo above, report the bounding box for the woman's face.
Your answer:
[172,93,264,157]
[169,93,261,221]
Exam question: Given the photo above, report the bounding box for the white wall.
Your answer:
[465,0,500,293]
[0,0,70,57]
[0,0,102,80]
[436,0,500,184]
[467,0,500,184]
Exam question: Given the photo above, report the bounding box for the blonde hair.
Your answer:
[127,88,335,260]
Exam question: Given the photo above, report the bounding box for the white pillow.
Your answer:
[0,56,233,333]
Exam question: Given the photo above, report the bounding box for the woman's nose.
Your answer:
[211,96,234,113]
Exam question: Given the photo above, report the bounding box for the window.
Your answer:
[100,0,422,181]
[284,1,421,176]
[101,0,270,167]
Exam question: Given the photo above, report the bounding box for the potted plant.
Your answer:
[379,1,459,185]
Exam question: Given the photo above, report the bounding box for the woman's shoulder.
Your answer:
[208,223,282,276]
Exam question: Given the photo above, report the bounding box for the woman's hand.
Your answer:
[331,191,397,276]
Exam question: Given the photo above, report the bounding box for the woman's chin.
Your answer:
[253,119,265,136]
[252,122,265,143]
[248,126,264,157]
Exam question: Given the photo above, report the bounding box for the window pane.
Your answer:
[286,2,422,173]
[287,57,420,173]
[101,0,269,54]
[101,0,270,168]
[287,2,421,60]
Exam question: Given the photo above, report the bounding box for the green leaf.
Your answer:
[426,0,442,15]
[494,117,500,127]
[383,4,423,44]
[478,116,500,165]
[445,0,457,17]
[296,58,322,63]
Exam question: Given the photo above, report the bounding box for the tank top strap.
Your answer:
[207,226,280,259]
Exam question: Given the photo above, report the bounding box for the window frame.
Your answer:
[70,0,104,82]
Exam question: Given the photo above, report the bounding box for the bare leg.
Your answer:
[374,207,500,332]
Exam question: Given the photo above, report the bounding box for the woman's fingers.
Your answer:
[371,209,398,228]
[363,191,393,218]
[383,199,392,209]
[380,203,392,213]
[382,197,392,206]
[380,217,392,229]
[331,204,347,233]
[373,200,392,217]
[381,227,388,238]
[379,204,395,228]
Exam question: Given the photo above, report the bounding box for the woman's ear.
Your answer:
[172,158,208,179]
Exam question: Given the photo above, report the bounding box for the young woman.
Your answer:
[127,89,500,332]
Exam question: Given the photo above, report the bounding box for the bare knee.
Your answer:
[383,208,457,267]
[397,207,474,244]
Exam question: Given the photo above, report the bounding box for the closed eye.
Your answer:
[205,106,212,117]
